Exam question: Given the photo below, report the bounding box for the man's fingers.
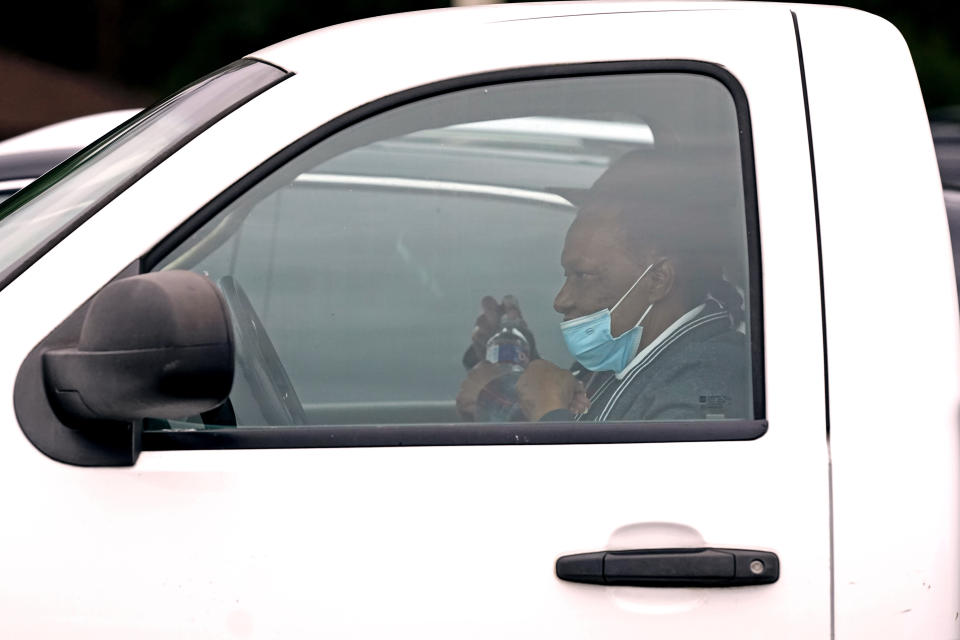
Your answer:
[471,295,530,364]
[457,362,503,420]
[501,294,523,322]
[472,312,498,355]
[455,391,476,420]
[473,360,504,382]
[481,296,502,324]
[466,361,508,393]
[472,296,504,357]
[570,383,591,414]
[474,312,497,335]
[516,359,579,421]
[456,374,477,418]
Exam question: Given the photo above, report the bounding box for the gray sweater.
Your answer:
[543,301,751,422]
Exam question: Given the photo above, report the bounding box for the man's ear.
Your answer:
[647,258,675,303]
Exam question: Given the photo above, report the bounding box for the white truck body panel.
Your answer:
[0,3,953,637]
[794,5,960,637]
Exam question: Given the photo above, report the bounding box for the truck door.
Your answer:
[1,7,830,637]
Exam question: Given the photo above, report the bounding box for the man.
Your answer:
[457,148,751,422]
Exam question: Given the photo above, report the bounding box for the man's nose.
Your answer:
[554,280,573,315]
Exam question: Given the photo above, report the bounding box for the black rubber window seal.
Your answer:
[791,10,835,639]
[144,420,768,451]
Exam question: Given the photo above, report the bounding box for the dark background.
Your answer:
[0,0,957,138]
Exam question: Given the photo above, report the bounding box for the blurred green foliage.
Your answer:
[1,0,958,108]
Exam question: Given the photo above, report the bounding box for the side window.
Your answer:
[150,71,757,430]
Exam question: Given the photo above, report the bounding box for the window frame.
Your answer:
[138,60,766,449]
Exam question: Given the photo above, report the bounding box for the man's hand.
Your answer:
[466,295,534,369]
[456,361,509,421]
[516,359,590,421]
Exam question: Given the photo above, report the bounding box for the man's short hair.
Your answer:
[577,147,747,316]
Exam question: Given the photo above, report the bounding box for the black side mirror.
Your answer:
[42,270,234,423]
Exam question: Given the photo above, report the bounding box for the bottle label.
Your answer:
[487,341,528,367]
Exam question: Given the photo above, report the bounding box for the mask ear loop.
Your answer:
[636,303,654,325]
[610,259,663,314]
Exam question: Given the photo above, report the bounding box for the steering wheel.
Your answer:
[217,276,307,426]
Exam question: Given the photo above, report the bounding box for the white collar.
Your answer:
[615,303,706,379]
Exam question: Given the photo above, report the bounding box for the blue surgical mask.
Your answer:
[560,262,656,372]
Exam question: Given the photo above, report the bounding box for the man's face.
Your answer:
[554,212,653,335]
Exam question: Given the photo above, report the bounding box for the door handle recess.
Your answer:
[556,547,779,587]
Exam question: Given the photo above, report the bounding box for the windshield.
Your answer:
[0,59,288,289]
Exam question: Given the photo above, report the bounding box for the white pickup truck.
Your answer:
[0,2,956,638]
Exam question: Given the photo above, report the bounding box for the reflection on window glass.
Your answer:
[0,60,286,287]
[153,73,755,430]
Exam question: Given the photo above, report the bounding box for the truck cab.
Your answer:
[0,3,955,637]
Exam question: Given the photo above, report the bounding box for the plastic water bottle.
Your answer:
[474,319,530,422]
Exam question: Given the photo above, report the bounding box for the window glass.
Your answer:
[0,60,286,287]
[152,72,756,429]
[0,187,24,204]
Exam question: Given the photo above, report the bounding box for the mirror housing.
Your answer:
[42,271,234,423]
